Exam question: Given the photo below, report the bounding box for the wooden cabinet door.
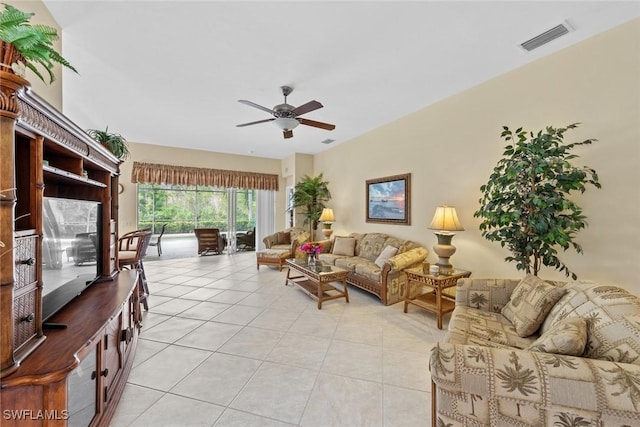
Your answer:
[102,314,123,405]
[68,342,99,426]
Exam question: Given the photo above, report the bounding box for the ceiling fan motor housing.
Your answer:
[273,103,296,118]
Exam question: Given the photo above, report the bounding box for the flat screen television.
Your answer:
[41,197,103,323]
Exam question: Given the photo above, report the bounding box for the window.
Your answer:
[137,184,256,234]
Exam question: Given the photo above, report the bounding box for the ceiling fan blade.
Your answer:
[283,130,293,139]
[292,100,323,116]
[298,118,336,131]
[236,118,275,127]
[238,100,275,114]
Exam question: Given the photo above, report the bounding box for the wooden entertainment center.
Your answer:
[0,72,140,426]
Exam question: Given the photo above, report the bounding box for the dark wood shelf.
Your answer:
[43,164,107,188]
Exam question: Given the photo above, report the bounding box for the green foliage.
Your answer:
[0,3,77,83]
[291,174,331,236]
[474,123,601,280]
[87,127,130,160]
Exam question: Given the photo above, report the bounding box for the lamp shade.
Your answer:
[273,117,299,131]
[319,208,335,223]
[428,206,464,232]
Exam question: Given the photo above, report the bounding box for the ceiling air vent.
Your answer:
[520,22,571,51]
[321,138,335,145]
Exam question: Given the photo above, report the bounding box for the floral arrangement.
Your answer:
[300,242,323,255]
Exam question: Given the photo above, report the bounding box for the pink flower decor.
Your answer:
[300,242,323,255]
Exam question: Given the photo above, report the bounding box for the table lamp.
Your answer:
[428,206,464,275]
[319,208,335,238]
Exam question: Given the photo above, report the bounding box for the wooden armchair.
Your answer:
[194,228,225,255]
[118,229,153,310]
[148,223,167,256]
[236,227,255,251]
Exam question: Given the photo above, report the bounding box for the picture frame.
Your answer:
[366,173,411,224]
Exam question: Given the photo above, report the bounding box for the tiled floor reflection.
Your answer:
[112,252,446,426]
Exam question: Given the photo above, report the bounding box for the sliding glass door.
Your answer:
[137,184,257,250]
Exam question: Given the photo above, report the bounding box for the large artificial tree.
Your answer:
[474,123,601,279]
[291,174,331,238]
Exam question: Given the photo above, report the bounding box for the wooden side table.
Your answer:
[404,267,471,329]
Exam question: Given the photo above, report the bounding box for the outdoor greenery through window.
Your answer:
[138,184,256,234]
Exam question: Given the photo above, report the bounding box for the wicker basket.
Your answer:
[0,41,25,73]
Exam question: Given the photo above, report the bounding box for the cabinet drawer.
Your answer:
[14,234,38,292]
[13,288,38,350]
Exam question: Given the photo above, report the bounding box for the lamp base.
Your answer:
[321,223,333,239]
[433,232,457,274]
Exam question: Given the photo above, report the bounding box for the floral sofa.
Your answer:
[316,232,428,305]
[429,275,640,426]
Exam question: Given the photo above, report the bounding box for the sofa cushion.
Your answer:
[335,256,370,273]
[354,260,383,282]
[446,306,537,349]
[527,317,587,356]
[294,231,310,244]
[332,236,356,256]
[501,275,566,337]
[539,284,586,334]
[270,243,292,252]
[374,245,398,268]
[542,281,640,365]
[317,253,345,265]
[357,233,391,261]
[277,231,291,244]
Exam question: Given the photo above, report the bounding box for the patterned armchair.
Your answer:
[430,277,640,426]
[262,227,309,256]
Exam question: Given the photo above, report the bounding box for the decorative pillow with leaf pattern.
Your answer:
[527,317,587,356]
[501,275,566,337]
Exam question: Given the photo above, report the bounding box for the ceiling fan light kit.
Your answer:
[237,85,335,139]
[273,117,299,131]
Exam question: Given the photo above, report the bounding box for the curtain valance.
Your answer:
[131,161,279,191]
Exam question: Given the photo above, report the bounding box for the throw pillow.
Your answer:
[332,236,356,256]
[501,274,566,337]
[277,231,291,244]
[527,317,587,356]
[374,245,398,268]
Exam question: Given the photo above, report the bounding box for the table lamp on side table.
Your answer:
[428,205,464,275]
[319,208,335,238]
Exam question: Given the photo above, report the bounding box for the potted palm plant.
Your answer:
[0,3,77,83]
[291,174,331,238]
[87,127,130,160]
[474,123,601,279]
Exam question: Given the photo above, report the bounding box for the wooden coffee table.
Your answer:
[285,258,349,309]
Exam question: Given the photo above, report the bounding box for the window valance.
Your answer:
[131,161,279,191]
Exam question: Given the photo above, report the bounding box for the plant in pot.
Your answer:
[474,123,601,280]
[291,174,331,239]
[0,3,77,83]
[87,127,130,160]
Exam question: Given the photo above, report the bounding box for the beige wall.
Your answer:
[118,142,283,232]
[6,0,63,110]
[315,18,640,293]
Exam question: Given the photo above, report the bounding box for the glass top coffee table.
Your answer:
[285,258,349,309]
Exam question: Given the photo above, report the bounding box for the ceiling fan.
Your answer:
[236,86,336,139]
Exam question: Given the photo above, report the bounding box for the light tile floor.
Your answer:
[112,252,447,427]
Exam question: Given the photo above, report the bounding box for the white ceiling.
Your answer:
[43,1,639,160]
